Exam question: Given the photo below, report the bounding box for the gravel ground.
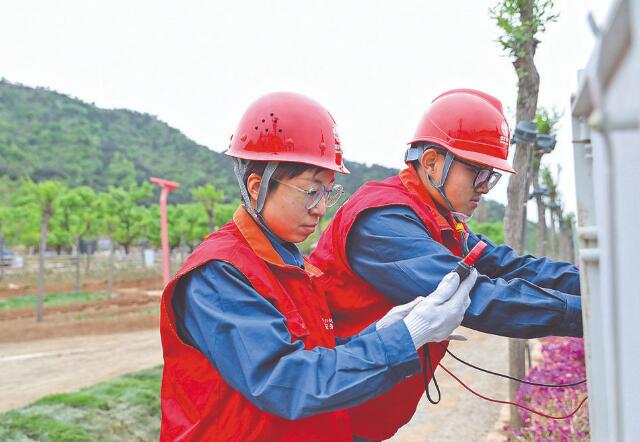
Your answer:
[390,328,510,442]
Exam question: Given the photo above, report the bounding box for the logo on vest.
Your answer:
[322,317,334,330]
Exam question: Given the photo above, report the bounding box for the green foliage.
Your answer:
[191,184,225,231]
[0,204,40,246]
[0,80,396,204]
[23,179,67,218]
[535,107,562,135]
[467,220,505,245]
[214,202,239,229]
[490,0,558,59]
[50,186,96,249]
[541,165,560,202]
[0,366,162,441]
[0,291,113,311]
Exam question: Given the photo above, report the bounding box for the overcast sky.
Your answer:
[1,0,613,217]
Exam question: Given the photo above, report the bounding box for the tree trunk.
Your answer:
[73,242,81,292]
[208,209,215,232]
[549,210,558,259]
[84,228,92,275]
[36,212,50,322]
[85,252,92,275]
[567,218,576,263]
[503,1,540,430]
[107,233,114,299]
[531,159,547,257]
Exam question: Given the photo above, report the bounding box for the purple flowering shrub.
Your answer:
[504,337,590,441]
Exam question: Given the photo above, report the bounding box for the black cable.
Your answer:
[439,342,586,388]
[422,344,441,404]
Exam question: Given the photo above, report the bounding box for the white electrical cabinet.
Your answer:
[571,0,640,440]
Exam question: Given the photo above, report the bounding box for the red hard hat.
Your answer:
[226,92,349,174]
[408,89,515,173]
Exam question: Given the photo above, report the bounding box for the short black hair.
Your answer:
[242,161,324,196]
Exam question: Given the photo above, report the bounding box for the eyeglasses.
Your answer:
[453,156,502,190]
[273,180,344,210]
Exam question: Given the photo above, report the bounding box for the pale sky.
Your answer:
[1,0,613,218]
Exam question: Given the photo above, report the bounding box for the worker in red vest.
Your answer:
[311,89,583,441]
[159,92,478,441]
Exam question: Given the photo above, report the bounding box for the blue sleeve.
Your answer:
[467,231,581,296]
[172,261,420,420]
[346,206,582,338]
[334,323,376,345]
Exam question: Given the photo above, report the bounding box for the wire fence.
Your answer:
[0,249,188,292]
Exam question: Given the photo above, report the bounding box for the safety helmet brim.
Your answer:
[409,137,516,174]
[224,150,350,174]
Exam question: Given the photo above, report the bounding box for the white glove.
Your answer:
[403,269,477,349]
[376,297,423,331]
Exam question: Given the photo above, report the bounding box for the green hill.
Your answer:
[0,79,397,203]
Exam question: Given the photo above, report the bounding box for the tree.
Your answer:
[541,165,561,258]
[191,184,225,232]
[532,108,561,257]
[54,186,96,291]
[560,212,576,263]
[490,0,558,428]
[23,180,66,321]
[112,183,153,254]
[95,190,121,298]
[106,152,137,188]
[492,0,558,252]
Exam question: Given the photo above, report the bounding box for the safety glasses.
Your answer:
[454,157,502,190]
[273,180,344,210]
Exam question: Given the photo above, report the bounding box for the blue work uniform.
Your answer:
[347,206,582,338]
[172,224,421,420]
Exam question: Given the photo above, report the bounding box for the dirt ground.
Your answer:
[390,328,510,441]
[0,278,162,343]
[0,278,512,440]
[0,329,163,412]
[0,278,165,412]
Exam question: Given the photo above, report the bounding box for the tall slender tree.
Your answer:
[191,184,225,232]
[542,165,561,258]
[532,108,561,257]
[490,0,558,428]
[23,180,66,321]
[55,186,96,291]
[96,190,121,299]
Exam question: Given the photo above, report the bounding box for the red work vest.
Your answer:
[311,167,464,440]
[159,207,351,442]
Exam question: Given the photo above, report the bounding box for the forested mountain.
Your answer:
[0,79,514,227]
[0,80,400,203]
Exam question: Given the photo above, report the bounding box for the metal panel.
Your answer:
[571,0,640,440]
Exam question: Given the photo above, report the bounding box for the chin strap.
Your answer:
[233,158,282,239]
[424,151,470,255]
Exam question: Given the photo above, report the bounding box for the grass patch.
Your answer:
[0,366,162,441]
[0,291,116,311]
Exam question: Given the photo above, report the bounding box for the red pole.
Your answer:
[150,177,180,287]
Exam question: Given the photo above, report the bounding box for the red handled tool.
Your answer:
[453,240,487,281]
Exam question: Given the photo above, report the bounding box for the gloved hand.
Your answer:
[402,270,477,350]
[376,297,423,331]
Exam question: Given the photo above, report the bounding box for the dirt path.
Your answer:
[390,328,509,441]
[0,329,163,412]
[0,324,511,441]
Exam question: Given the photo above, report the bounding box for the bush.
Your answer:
[505,338,589,441]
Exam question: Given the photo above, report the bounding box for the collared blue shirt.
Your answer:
[172,221,420,420]
[347,206,582,338]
